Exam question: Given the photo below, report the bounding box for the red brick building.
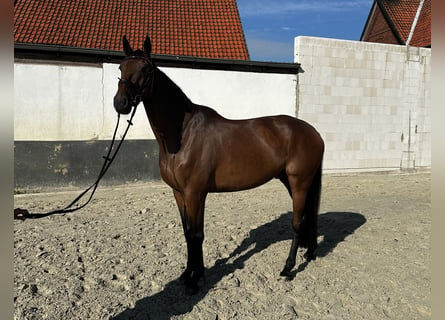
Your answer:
[360,0,431,47]
[14,0,250,60]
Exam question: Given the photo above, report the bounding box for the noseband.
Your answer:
[118,56,154,107]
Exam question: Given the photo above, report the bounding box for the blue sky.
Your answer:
[237,0,374,62]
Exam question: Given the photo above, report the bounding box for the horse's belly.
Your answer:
[212,151,284,192]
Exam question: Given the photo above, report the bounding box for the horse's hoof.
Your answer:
[280,268,293,278]
[304,251,316,262]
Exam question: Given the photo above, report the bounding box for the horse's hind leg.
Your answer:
[277,170,292,197]
[280,176,308,277]
[277,171,301,277]
[300,164,322,262]
[280,165,321,277]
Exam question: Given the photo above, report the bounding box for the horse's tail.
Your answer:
[298,161,322,249]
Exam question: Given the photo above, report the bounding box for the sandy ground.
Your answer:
[14,172,431,320]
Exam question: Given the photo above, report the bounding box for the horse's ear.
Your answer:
[122,35,133,56]
[144,35,152,59]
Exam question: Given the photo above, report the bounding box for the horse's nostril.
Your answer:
[121,96,128,108]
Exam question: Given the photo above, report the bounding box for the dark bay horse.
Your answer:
[113,36,324,293]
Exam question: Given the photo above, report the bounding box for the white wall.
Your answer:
[14,62,104,141]
[14,60,297,141]
[294,36,431,172]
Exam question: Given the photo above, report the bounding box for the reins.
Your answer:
[14,106,138,221]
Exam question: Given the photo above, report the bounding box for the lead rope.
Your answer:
[14,106,138,221]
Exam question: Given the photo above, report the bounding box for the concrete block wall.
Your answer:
[294,36,431,173]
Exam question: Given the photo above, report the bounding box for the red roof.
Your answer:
[14,0,250,60]
[409,0,431,47]
[361,0,431,47]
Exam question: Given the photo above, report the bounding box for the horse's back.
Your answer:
[196,105,323,158]
[185,105,324,192]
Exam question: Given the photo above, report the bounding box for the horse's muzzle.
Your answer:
[113,94,133,115]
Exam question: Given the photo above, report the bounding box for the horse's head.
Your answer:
[113,35,155,114]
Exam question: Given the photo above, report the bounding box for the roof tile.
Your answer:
[14,0,250,60]
[377,0,431,47]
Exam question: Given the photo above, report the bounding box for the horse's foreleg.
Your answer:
[173,190,207,293]
[173,190,191,280]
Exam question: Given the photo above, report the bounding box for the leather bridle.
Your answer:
[118,56,154,107]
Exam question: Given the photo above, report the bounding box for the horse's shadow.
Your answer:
[110,211,366,319]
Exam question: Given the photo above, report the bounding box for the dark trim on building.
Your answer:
[360,0,407,45]
[14,140,161,191]
[360,0,377,41]
[14,43,301,75]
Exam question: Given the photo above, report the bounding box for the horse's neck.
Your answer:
[144,68,193,154]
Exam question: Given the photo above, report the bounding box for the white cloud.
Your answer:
[238,0,371,17]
